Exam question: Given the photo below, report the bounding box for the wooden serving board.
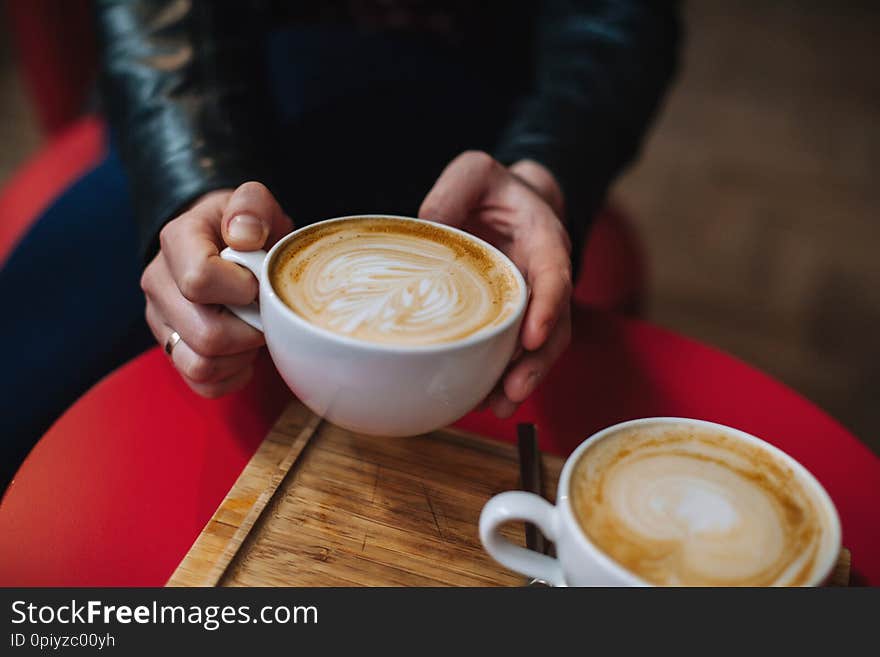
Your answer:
[168,400,563,587]
[168,400,851,587]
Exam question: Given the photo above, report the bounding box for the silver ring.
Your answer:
[164,330,182,357]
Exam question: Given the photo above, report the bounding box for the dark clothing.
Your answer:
[1,1,680,489]
[0,56,511,487]
[0,20,571,486]
[95,0,681,267]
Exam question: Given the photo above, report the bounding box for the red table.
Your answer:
[2,306,878,586]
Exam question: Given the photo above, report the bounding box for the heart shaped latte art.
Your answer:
[571,424,835,586]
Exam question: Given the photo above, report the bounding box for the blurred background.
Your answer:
[614,0,879,454]
[1,1,877,453]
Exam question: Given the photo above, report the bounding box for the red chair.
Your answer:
[574,204,645,313]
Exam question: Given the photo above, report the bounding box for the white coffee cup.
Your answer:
[220,215,527,436]
[480,417,842,586]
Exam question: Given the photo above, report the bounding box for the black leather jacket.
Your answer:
[95,1,680,266]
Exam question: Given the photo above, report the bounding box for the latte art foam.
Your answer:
[271,218,521,345]
[571,424,835,586]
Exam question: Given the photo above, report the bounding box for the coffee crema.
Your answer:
[270,218,521,345]
[570,423,835,586]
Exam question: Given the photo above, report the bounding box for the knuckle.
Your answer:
[418,197,439,219]
[237,180,269,197]
[190,320,228,356]
[461,150,496,174]
[561,270,573,295]
[533,262,572,291]
[557,264,573,290]
[139,265,154,294]
[178,264,212,302]
[558,227,573,253]
[195,371,250,399]
[461,149,492,165]
[144,298,158,325]
[182,355,217,383]
[189,381,224,399]
[242,273,260,302]
[235,181,274,210]
[158,222,176,253]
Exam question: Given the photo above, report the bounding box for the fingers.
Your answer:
[521,226,572,351]
[144,279,260,398]
[522,259,572,351]
[188,364,255,399]
[221,181,293,250]
[168,358,254,398]
[146,303,259,386]
[423,152,570,351]
[162,182,293,306]
[508,159,566,220]
[474,303,571,420]
[142,254,265,356]
[480,303,571,420]
[503,303,571,404]
[419,150,505,226]
[419,152,573,420]
[488,388,519,419]
[172,340,260,387]
[143,181,291,400]
[160,204,260,306]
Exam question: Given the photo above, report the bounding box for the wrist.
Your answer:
[509,159,565,220]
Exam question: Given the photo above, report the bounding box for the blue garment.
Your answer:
[0,150,153,488]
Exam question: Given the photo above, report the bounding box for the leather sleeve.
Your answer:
[494,0,682,273]
[95,0,273,260]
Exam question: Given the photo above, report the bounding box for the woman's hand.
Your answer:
[141,182,293,397]
[419,151,573,418]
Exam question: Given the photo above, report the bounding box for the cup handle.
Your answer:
[479,491,565,586]
[219,247,267,332]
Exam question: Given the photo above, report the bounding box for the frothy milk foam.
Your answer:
[270,217,521,346]
[570,422,837,586]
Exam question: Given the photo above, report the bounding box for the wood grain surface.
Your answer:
[168,400,850,587]
[168,401,563,587]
